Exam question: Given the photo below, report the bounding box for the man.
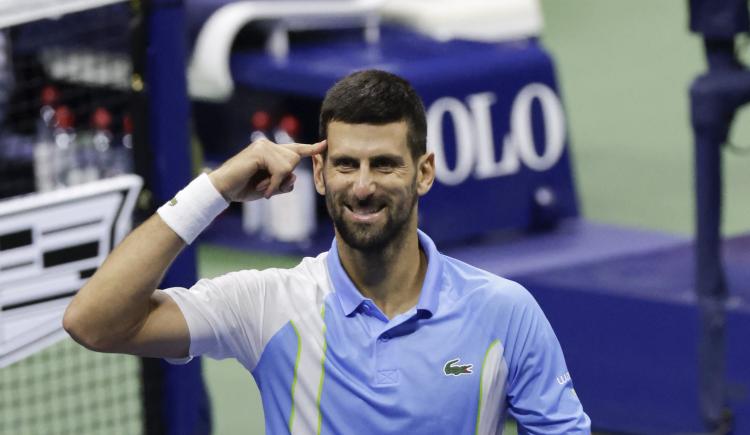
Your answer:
[64,70,590,434]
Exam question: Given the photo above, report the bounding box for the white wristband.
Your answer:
[157,173,229,244]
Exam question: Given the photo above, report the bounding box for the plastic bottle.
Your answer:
[107,113,134,177]
[242,110,272,235]
[33,86,59,192]
[91,107,113,178]
[65,108,99,186]
[265,114,316,242]
[36,85,58,134]
[51,105,75,188]
[249,110,271,142]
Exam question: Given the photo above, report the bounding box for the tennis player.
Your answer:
[64,70,591,434]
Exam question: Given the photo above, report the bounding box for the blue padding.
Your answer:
[443,219,686,278]
[447,228,750,434]
[148,2,212,434]
[230,28,552,98]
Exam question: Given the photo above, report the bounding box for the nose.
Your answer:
[353,167,375,200]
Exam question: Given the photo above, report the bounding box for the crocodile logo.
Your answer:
[168,197,178,206]
[444,358,473,376]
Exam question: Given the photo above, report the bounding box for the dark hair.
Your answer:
[319,70,427,160]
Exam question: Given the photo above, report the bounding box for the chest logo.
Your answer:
[444,358,473,376]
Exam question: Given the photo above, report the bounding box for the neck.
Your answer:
[337,224,427,319]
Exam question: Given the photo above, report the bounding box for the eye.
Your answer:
[333,157,358,172]
[371,157,400,172]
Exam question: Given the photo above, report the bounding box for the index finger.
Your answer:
[285,140,327,157]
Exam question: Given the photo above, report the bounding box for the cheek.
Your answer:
[377,171,412,188]
[385,181,417,205]
[322,173,345,191]
[321,175,350,200]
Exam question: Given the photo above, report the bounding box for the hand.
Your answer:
[209,138,327,202]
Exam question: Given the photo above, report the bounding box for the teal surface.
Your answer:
[198,1,750,433]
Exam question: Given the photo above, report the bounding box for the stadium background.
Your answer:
[198,1,750,433]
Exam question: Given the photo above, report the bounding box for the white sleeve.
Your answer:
[160,269,266,370]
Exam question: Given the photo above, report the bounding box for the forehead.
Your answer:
[326,121,409,158]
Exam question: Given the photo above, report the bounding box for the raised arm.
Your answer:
[63,138,326,358]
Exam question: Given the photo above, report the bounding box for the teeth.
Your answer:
[348,205,381,214]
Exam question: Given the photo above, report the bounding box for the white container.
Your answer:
[242,200,265,235]
[263,167,316,242]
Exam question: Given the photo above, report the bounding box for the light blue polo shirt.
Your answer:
[163,230,590,434]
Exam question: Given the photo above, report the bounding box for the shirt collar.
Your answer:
[326,229,444,317]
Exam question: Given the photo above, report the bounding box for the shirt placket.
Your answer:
[371,306,420,387]
[374,327,399,386]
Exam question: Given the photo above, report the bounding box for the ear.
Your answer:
[312,153,326,195]
[416,152,435,196]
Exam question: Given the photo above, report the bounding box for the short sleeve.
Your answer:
[161,269,265,370]
[505,293,591,434]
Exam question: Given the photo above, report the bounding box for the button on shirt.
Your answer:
[163,230,591,434]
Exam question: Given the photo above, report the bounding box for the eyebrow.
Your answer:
[371,154,405,166]
[329,154,406,165]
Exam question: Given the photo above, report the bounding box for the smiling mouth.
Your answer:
[344,204,385,223]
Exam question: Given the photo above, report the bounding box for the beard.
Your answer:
[325,178,418,253]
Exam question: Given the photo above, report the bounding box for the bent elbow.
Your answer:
[63,303,114,352]
[63,304,93,349]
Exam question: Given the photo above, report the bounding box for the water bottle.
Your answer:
[265,114,316,243]
[107,113,134,177]
[65,108,99,186]
[33,86,59,192]
[242,110,272,235]
[51,105,75,187]
[91,107,113,177]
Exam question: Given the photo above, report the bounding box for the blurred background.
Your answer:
[1,0,749,434]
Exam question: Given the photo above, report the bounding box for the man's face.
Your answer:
[313,121,434,252]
